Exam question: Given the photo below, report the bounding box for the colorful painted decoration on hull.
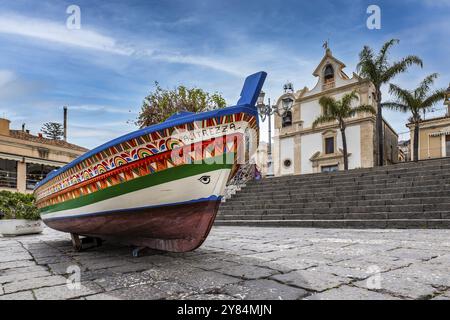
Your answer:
[35,113,257,201]
[36,134,242,211]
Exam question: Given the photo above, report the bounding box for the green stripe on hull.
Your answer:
[40,154,233,215]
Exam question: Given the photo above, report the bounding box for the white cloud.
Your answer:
[0,14,133,55]
[152,52,249,77]
[422,0,450,7]
[69,104,134,115]
[0,70,16,87]
[0,69,42,101]
[0,13,286,78]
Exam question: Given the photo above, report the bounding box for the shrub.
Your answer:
[0,191,40,220]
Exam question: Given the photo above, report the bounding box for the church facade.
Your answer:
[273,48,398,176]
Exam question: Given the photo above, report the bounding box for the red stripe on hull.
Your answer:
[43,200,220,252]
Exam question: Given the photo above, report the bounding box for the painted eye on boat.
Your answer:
[198,176,211,184]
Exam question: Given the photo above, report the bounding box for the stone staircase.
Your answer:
[216,158,450,229]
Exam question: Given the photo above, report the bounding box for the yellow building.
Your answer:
[0,118,87,193]
[407,84,450,160]
[273,48,398,175]
[407,116,450,160]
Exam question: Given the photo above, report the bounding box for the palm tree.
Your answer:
[382,73,446,162]
[312,91,376,170]
[357,39,423,166]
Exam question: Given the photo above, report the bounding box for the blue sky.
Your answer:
[0,0,449,148]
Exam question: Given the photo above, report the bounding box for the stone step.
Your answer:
[220,196,450,210]
[216,211,448,220]
[229,185,450,202]
[219,158,450,229]
[214,219,450,229]
[253,164,450,185]
[236,182,450,197]
[253,158,450,180]
[219,203,450,215]
[224,190,450,204]
[243,172,450,190]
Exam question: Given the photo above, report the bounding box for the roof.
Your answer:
[312,48,346,77]
[8,130,88,152]
[406,115,450,126]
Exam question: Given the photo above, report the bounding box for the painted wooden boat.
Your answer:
[34,71,266,252]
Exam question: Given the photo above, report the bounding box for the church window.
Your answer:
[321,164,338,173]
[325,137,335,154]
[283,159,292,168]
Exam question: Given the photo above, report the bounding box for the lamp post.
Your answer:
[257,91,294,177]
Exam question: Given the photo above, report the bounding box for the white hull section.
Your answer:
[42,168,231,221]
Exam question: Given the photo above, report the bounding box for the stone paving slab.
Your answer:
[1,226,450,300]
[0,290,34,300]
[3,275,67,294]
[306,285,401,300]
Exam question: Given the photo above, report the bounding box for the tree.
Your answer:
[382,73,446,162]
[41,122,64,140]
[137,82,227,128]
[356,39,423,166]
[312,91,376,170]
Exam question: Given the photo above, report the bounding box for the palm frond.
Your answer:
[381,102,409,113]
[414,73,438,100]
[421,89,446,108]
[381,55,423,83]
[352,104,376,116]
[312,114,337,129]
[388,83,415,107]
[376,39,399,68]
[318,96,337,114]
[356,46,379,84]
[357,46,374,72]
[341,91,359,109]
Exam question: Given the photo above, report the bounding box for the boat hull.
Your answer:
[39,160,233,252]
[44,199,220,252]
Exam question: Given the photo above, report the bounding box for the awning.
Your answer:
[430,131,450,137]
[0,152,24,162]
[23,157,66,167]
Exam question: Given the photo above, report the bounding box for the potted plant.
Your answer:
[0,191,43,236]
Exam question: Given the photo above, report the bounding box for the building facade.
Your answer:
[409,85,450,160]
[273,48,398,176]
[255,141,268,177]
[0,118,87,193]
[407,116,450,160]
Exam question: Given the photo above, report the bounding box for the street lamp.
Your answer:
[281,96,294,113]
[257,91,295,177]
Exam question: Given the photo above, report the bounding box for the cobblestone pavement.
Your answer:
[1,226,450,300]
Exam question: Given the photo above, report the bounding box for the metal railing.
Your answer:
[0,170,17,189]
[222,163,257,201]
